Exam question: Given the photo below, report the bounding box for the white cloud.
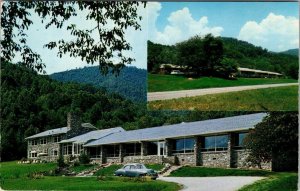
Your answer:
[149,6,223,45]
[238,13,299,51]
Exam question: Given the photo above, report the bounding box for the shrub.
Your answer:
[79,153,90,164]
[57,155,66,168]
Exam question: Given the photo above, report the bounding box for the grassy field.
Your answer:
[239,172,298,191]
[148,74,297,92]
[169,167,298,191]
[169,166,275,177]
[94,164,123,176]
[2,176,180,191]
[0,161,180,191]
[148,86,298,111]
[69,164,96,173]
[0,161,56,179]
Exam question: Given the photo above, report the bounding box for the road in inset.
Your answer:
[148,83,298,101]
[159,176,264,191]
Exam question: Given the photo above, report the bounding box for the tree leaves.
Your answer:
[1,1,145,75]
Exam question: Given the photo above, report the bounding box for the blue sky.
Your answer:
[148,2,299,52]
[156,2,298,38]
[11,2,298,74]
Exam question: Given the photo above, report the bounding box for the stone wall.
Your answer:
[27,137,60,162]
[163,156,176,165]
[106,157,122,164]
[123,155,163,164]
[201,151,230,168]
[174,153,196,166]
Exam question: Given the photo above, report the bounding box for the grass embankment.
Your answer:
[148,86,298,111]
[148,74,297,92]
[94,164,123,176]
[169,166,274,177]
[239,172,298,191]
[2,176,179,191]
[169,167,298,191]
[0,161,180,191]
[69,164,96,173]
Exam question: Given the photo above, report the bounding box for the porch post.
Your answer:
[141,142,148,157]
[195,136,202,166]
[228,133,236,168]
[119,144,124,163]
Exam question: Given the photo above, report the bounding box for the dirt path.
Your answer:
[159,176,264,191]
[147,83,298,101]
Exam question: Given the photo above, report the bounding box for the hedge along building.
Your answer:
[84,113,270,169]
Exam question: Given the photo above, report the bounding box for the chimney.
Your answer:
[67,112,82,129]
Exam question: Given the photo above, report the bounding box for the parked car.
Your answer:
[170,70,184,75]
[114,163,158,180]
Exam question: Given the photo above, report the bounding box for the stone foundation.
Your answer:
[174,153,196,166]
[106,157,122,164]
[123,155,163,164]
[201,151,230,168]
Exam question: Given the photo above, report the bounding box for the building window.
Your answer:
[147,142,158,155]
[30,152,37,158]
[88,147,101,158]
[235,132,248,148]
[202,135,228,152]
[31,140,38,145]
[124,143,141,156]
[106,145,120,157]
[173,138,195,154]
[40,138,47,145]
[62,143,73,155]
[54,136,61,143]
[52,149,58,156]
[74,143,83,155]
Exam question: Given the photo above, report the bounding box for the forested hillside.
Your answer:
[148,37,298,79]
[50,66,147,102]
[280,48,299,57]
[1,62,252,161]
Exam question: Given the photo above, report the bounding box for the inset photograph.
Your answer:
[147,2,298,111]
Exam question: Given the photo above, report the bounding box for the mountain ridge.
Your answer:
[50,66,147,102]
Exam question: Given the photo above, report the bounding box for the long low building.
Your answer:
[26,113,271,169]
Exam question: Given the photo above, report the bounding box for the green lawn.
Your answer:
[0,161,56,179]
[148,86,298,111]
[239,172,298,191]
[69,164,96,173]
[148,74,297,92]
[94,164,123,176]
[0,162,180,191]
[146,164,165,171]
[1,176,180,191]
[169,166,274,177]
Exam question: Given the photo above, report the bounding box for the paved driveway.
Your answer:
[159,176,264,191]
[147,83,298,101]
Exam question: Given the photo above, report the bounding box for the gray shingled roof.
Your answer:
[60,127,125,144]
[25,127,70,140]
[84,113,267,147]
[25,123,97,140]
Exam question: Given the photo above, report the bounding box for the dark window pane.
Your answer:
[185,138,195,150]
[204,137,215,149]
[238,133,248,146]
[215,135,228,148]
[175,139,184,151]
